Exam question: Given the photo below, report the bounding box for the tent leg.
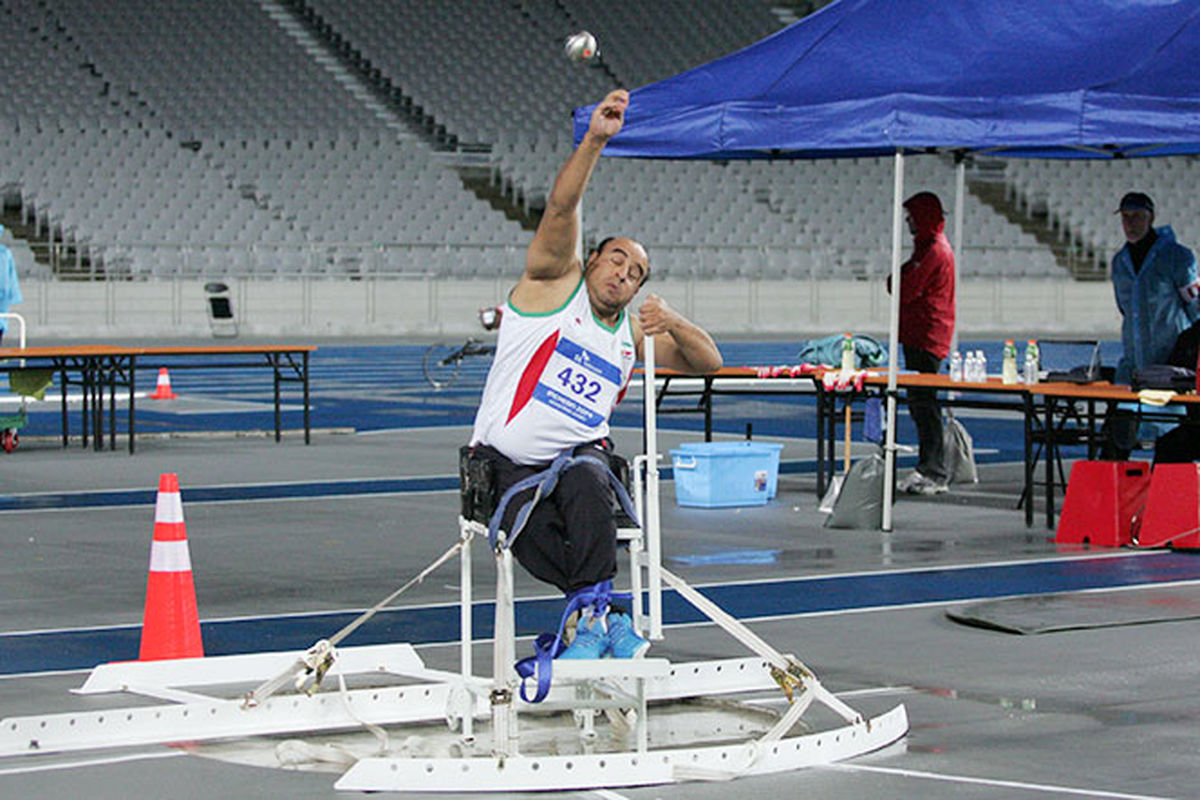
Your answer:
[882,150,906,532]
[951,156,966,356]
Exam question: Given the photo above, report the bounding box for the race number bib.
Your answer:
[530,336,622,428]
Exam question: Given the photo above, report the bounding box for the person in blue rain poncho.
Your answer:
[1112,193,1200,382]
[1105,192,1200,458]
[0,224,21,345]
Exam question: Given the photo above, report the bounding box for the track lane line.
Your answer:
[825,762,1185,800]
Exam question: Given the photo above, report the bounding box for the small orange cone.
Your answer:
[149,367,177,400]
[139,473,203,660]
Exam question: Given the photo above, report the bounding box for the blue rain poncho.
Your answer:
[0,225,22,336]
[1112,226,1200,384]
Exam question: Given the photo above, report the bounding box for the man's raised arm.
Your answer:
[524,90,629,283]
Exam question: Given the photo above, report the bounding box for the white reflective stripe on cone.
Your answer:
[149,540,193,573]
[154,492,184,524]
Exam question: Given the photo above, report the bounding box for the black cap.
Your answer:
[1117,192,1154,214]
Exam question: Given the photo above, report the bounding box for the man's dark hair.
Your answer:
[590,236,616,258]
[589,236,651,286]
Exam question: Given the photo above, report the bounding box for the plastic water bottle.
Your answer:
[1002,339,1019,384]
[1024,339,1040,385]
[949,350,963,382]
[963,350,977,382]
[841,333,855,371]
[976,350,988,381]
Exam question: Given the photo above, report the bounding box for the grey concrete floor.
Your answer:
[1,425,1198,799]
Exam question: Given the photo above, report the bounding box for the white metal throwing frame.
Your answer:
[0,338,908,791]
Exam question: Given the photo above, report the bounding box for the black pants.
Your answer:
[903,345,947,482]
[1153,422,1200,466]
[1100,403,1138,461]
[476,441,618,594]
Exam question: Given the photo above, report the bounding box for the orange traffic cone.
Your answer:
[139,473,203,660]
[149,367,177,400]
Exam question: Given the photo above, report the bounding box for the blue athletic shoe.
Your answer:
[557,614,608,659]
[606,612,650,659]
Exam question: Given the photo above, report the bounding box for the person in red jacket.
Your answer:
[887,191,956,495]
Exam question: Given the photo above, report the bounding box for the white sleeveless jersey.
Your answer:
[471,278,637,465]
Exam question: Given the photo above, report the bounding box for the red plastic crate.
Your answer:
[1056,461,1151,547]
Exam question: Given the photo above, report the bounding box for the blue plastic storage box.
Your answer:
[670,441,783,508]
[678,441,784,499]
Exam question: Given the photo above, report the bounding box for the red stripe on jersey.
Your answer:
[506,330,560,424]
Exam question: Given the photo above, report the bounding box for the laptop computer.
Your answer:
[1040,339,1106,384]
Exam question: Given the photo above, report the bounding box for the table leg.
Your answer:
[59,368,69,448]
[1086,399,1097,460]
[108,371,116,451]
[703,377,713,442]
[81,369,90,449]
[303,351,310,445]
[274,357,282,443]
[1045,397,1055,530]
[827,392,837,490]
[815,386,827,497]
[1024,392,1034,528]
[128,357,137,454]
[94,369,104,452]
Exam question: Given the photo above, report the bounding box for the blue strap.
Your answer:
[488,451,572,550]
[487,450,640,551]
[515,632,561,704]
[513,580,633,703]
[864,396,883,444]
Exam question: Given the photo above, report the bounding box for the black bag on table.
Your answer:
[1131,365,1196,392]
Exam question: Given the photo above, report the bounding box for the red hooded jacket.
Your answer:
[887,192,956,359]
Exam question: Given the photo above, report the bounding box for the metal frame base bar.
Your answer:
[335,704,908,792]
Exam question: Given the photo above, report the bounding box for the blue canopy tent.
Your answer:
[573,0,1200,530]
[575,0,1200,160]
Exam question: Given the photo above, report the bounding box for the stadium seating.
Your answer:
[1005,156,1200,273]
[0,0,1178,285]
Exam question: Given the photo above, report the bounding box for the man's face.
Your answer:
[1121,209,1153,243]
[585,238,649,317]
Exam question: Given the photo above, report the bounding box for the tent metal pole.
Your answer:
[882,151,905,532]
[952,156,965,355]
[643,335,663,639]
